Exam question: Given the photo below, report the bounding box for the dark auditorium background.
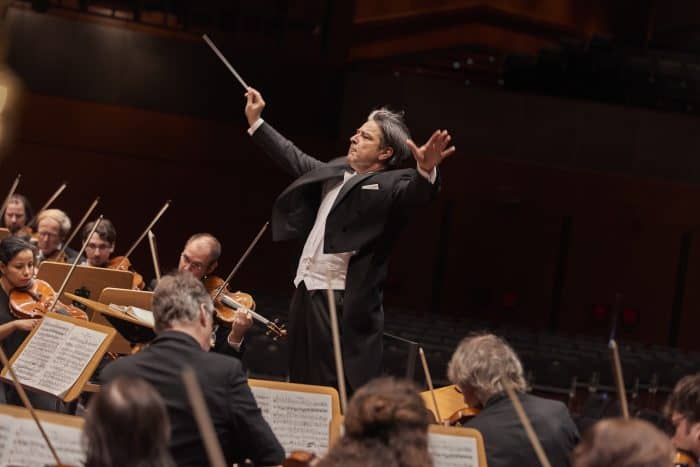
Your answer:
[5,0,700,390]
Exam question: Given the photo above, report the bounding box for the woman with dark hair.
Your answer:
[317,377,433,467]
[83,376,175,467]
[0,236,40,357]
[0,193,34,235]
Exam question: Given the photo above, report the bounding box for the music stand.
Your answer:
[97,288,155,353]
[37,262,133,320]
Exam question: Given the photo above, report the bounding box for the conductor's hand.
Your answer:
[245,87,265,127]
[407,130,456,173]
[228,308,253,344]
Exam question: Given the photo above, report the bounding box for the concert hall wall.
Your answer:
[7,9,700,350]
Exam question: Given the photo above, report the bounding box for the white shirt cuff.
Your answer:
[227,333,244,351]
[247,118,265,135]
[416,164,437,184]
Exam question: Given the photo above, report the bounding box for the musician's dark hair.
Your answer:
[318,377,432,467]
[571,418,673,467]
[83,218,116,245]
[0,193,33,229]
[0,236,36,265]
[368,108,412,169]
[185,233,221,264]
[665,373,700,426]
[83,376,175,467]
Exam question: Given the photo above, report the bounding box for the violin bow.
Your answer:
[115,200,171,269]
[326,276,348,414]
[211,221,269,302]
[0,173,21,217]
[608,293,630,419]
[202,34,249,90]
[181,365,227,467]
[48,216,103,313]
[27,181,67,227]
[418,346,443,423]
[147,230,161,283]
[503,380,553,467]
[57,196,99,259]
[0,345,64,466]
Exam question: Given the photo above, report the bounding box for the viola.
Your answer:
[106,256,146,290]
[203,275,287,339]
[9,278,88,321]
[283,450,318,467]
[445,406,480,426]
[675,449,698,467]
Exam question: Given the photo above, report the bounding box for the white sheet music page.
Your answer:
[252,387,333,457]
[8,316,107,397]
[429,432,479,467]
[2,417,84,466]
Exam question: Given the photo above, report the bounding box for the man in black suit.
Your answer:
[447,333,580,467]
[101,271,284,467]
[244,88,455,392]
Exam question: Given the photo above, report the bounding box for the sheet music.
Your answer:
[0,417,84,466]
[109,303,155,327]
[429,432,479,467]
[252,387,333,457]
[8,316,107,397]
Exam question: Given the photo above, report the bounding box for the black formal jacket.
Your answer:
[252,122,439,390]
[464,392,580,467]
[100,330,284,467]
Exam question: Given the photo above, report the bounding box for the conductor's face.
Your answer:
[347,120,393,174]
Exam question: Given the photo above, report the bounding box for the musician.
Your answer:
[100,271,284,467]
[80,218,146,290]
[317,377,433,467]
[245,88,454,391]
[0,236,62,411]
[83,376,175,467]
[82,218,116,267]
[177,233,252,356]
[665,373,700,464]
[571,418,673,467]
[35,208,80,263]
[0,193,33,234]
[447,333,579,467]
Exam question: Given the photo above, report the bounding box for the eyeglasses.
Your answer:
[180,253,207,272]
[86,243,112,251]
[37,231,59,239]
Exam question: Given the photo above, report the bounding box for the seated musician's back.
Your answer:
[100,271,284,467]
[447,334,580,467]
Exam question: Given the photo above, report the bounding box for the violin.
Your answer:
[445,406,480,426]
[283,450,318,467]
[9,278,87,321]
[106,256,146,290]
[675,449,698,467]
[203,275,287,339]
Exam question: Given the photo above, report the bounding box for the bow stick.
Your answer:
[57,196,99,259]
[503,380,553,467]
[326,277,348,414]
[28,181,67,227]
[418,346,443,423]
[115,201,171,269]
[147,230,161,283]
[0,173,20,217]
[608,293,630,419]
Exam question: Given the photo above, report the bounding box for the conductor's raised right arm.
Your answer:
[245,88,324,178]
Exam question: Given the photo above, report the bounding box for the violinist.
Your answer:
[177,233,253,357]
[666,373,700,466]
[316,377,432,467]
[0,236,66,411]
[80,218,146,290]
[446,333,579,467]
[100,271,284,467]
[571,418,673,467]
[0,193,33,235]
[35,208,80,263]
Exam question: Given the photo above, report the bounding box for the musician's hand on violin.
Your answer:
[228,309,253,343]
[245,87,266,127]
[14,319,39,332]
